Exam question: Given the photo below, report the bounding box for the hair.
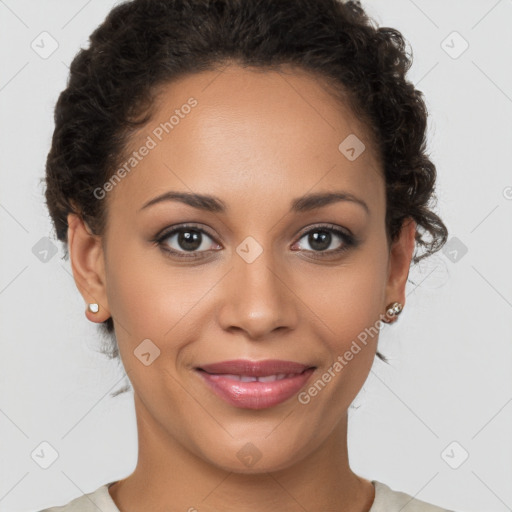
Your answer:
[45,0,448,369]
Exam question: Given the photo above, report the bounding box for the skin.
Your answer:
[67,64,416,512]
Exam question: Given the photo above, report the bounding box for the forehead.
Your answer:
[110,65,384,216]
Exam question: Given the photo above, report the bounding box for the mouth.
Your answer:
[195,359,316,410]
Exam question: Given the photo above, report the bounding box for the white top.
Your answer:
[39,480,454,511]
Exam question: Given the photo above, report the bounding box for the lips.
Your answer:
[210,373,298,382]
[195,359,315,410]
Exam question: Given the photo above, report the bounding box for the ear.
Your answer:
[67,213,111,323]
[385,217,416,316]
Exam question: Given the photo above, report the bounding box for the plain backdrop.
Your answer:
[1,1,511,511]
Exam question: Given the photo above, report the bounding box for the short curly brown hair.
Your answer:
[45,0,448,363]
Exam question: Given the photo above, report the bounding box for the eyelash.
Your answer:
[152,223,357,260]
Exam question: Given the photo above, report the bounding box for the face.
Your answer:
[68,65,415,473]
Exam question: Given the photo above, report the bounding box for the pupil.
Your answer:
[309,230,331,251]
[178,230,201,251]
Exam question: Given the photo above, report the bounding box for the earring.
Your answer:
[383,302,403,323]
[87,303,99,314]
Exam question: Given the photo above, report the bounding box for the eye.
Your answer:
[154,224,221,258]
[153,223,356,261]
[291,224,355,256]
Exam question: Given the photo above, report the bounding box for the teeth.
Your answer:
[258,375,278,382]
[218,373,294,382]
[240,375,258,382]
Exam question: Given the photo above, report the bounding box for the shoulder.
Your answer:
[38,479,458,512]
[38,483,119,512]
[370,480,455,512]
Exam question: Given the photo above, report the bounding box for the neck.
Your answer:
[109,394,375,512]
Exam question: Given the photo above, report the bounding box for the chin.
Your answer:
[191,430,311,475]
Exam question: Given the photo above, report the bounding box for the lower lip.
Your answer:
[196,368,315,409]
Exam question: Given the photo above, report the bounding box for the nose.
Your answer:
[217,248,299,340]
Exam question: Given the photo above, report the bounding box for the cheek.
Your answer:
[299,234,389,410]
[104,238,220,365]
[104,240,187,346]
[105,220,388,369]
[297,265,388,423]
[304,238,389,345]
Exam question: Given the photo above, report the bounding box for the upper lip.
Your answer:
[197,359,314,377]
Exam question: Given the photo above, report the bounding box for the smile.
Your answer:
[215,373,297,382]
[195,359,316,410]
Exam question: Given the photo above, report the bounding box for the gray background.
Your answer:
[1,0,511,511]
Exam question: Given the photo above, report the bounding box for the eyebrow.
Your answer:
[139,190,369,215]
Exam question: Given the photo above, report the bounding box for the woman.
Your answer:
[41,0,453,510]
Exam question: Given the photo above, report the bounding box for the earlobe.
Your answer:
[67,213,111,323]
[384,218,416,319]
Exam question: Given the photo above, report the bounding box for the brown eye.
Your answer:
[171,229,204,252]
[305,230,333,251]
[292,225,354,254]
[155,224,221,258]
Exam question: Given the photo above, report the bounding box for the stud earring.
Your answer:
[87,303,99,314]
[383,302,403,323]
